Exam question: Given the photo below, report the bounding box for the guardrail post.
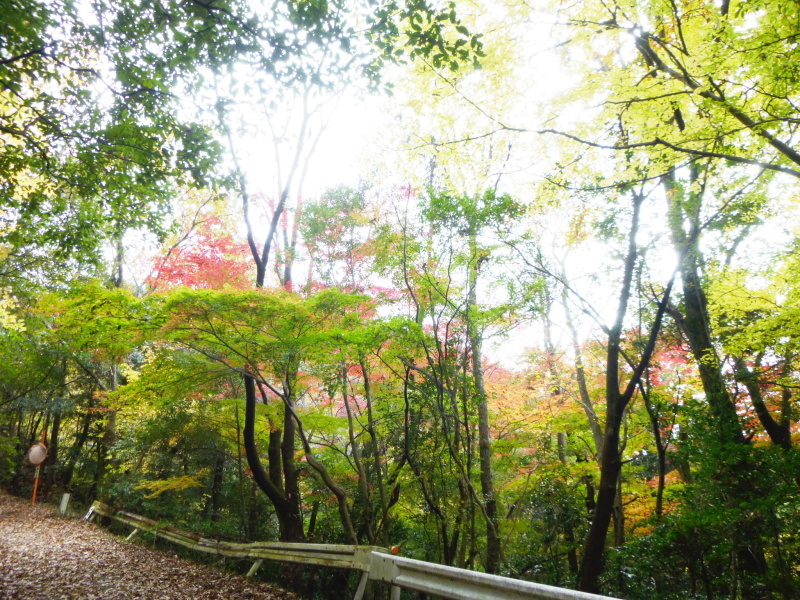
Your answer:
[125,528,141,542]
[352,571,369,600]
[353,547,374,572]
[368,551,399,583]
[246,559,263,578]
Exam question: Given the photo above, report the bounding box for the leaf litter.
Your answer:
[0,492,301,600]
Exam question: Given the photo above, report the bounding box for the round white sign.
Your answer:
[28,443,47,465]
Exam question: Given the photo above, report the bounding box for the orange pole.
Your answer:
[32,466,40,505]
[31,429,47,505]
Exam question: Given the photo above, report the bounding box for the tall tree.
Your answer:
[421,188,524,572]
[569,187,674,593]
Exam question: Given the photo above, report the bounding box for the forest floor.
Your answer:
[0,492,301,600]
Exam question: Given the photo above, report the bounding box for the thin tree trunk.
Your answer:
[562,282,604,459]
[234,403,250,540]
[341,363,373,543]
[558,432,579,574]
[43,410,61,497]
[63,409,92,488]
[207,452,225,522]
[467,234,501,574]
[641,381,667,519]
[360,358,390,545]
[579,192,674,593]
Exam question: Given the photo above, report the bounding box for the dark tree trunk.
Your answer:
[578,192,643,593]
[663,167,744,444]
[642,382,668,518]
[467,234,501,574]
[243,375,305,542]
[207,452,225,522]
[580,399,625,592]
[44,410,61,497]
[662,166,777,600]
[733,357,792,450]
[279,378,304,541]
[579,192,673,593]
[63,410,92,488]
[558,433,579,574]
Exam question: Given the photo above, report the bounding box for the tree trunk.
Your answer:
[360,359,390,545]
[558,432,579,574]
[467,234,501,574]
[733,356,792,450]
[234,403,251,540]
[341,363,373,543]
[279,378,304,540]
[96,363,119,499]
[562,281,604,459]
[579,192,642,594]
[207,451,225,522]
[43,410,61,497]
[580,412,625,593]
[243,374,305,542]
[663,167,744,444]
[579,192,673,593]
[63,409,92,488]
[642,382,667,519]
[662,166,776,600]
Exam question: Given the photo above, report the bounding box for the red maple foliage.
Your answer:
[148,216,254,291]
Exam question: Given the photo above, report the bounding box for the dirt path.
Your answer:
[0,493,300,600]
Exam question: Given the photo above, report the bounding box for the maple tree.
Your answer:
[148,216,253,292]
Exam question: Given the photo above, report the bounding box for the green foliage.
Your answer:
[135,475,204,499]
[612,439,800,599]
[0,0,224,274]
[0,435,16,486]
[422,188,525,235]
[365,0,485,79]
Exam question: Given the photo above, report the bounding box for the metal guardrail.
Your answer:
[84,501,382,577]
[85,501,619,600]
[369,552,619,600]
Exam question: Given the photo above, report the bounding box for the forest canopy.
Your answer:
[2,0,800,599]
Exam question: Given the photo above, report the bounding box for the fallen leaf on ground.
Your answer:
[0,492,301,600]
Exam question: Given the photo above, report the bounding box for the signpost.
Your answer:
[27,431,47,505]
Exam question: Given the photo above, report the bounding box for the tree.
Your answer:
[1,0,221,271]
[420,188,524,572]
[510,180,677,592]
[369,186,527,570]
[710,263,800,453]
[532,0,800,592]
[552,0,800,183]
[148,215,253,292]
[144,286,408,544]
[98,0,485,546]
[300,185,376,293]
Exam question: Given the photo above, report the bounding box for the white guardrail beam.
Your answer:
[85,501,619,600]
[369,552,620,600]
[84,501,382,574]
